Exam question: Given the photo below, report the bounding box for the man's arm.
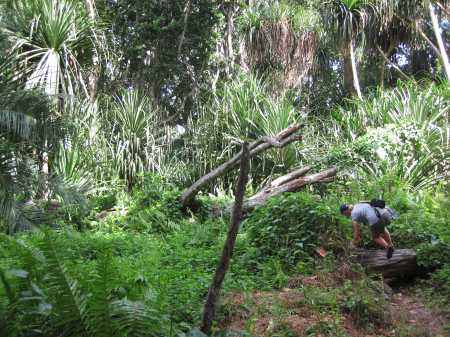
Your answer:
[352,220,361,246]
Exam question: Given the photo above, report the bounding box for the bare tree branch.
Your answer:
[180,124,303,208]
[377,46,414,82]
[200,142,250,336]
[226,167,337,213]
[177,0,192,57]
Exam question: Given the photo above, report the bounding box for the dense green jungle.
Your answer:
[1,1,449,336]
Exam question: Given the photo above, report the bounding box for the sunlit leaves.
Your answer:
[3,0,94,97]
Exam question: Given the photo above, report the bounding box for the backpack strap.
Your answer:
[373,206,381,219]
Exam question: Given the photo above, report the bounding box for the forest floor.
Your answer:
[388,282,450,337]
[219,269,450,337]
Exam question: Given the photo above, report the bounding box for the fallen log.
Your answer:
[352,248,418,282]
[180,123,303,208]
[269,166,312,187]
[237,166,337,212]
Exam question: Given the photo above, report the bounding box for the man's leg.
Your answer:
[381,228,393,247]
[373,234,389,249]
[382,227,395,259]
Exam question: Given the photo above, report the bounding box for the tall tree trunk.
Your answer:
[223,1,237,77]
[177,0,192,57]
[200,143,250,336]
[84,0,100,102]
[379,43,395,90]
[429,3,450,83]
[38,139,50,200]
[349,40,362,99]
[342,46,355,96]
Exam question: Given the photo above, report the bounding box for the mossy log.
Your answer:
[352,248,418,282]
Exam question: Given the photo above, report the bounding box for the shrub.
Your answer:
[340,279,387,328]
[243,192,348,267]
[123,173,183,234]
[431,265,450,295]
[0,230,174,337]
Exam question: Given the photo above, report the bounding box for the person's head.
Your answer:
[340,203,352,217]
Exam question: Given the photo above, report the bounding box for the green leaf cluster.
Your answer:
[243,192,349,267]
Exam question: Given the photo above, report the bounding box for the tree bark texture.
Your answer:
[177,0,192,57]
[180,123,302,208]
[200,142,250,336]
[222,1,238,77]
[84,0,100,102]
[429,3,450,83]
[352,248,418,282]
[349,40,362,99]
[239,167,337,212]
[342,46,355,97]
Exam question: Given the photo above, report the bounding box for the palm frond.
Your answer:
[3,0,95,97]
[106,89,166,188]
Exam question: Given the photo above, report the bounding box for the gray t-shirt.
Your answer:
[351,203,380,226]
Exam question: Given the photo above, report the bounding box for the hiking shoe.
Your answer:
[387,246,394,259]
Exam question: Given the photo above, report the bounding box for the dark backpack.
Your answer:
[361,198,395,221]
[366,198,397,222]
[369,198,385,208]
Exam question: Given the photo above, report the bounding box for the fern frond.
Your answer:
[111,298,169,337]
[85,251,116,337]
[39,229,89,337]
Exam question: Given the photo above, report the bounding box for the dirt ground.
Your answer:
[219,274,450,337]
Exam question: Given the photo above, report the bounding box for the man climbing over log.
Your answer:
[340,202,395,259]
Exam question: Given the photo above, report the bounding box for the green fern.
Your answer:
[85,251,116,337]
[110,298,169,337]
[1,230,176,336]
[39,229,90,337]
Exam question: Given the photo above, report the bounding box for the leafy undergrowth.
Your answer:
[216,261,450,337]
[1,178,450,336]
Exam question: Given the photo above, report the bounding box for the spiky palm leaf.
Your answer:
[107,89,165,189]
[2,0,94,97]
[333,81,450,189]
[323,0,375,98]
[326,0,373,42]
[50,141,95,205]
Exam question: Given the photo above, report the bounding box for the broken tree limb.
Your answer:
[229,166,337,213]
[352,248,418,282]
[200,142,250,336]
[270,166,312,187]
[180,123,303,208]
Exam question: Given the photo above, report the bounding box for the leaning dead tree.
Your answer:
[180,123,303,209]
[200,142,250,336]
[352,248,418,283]
[237,166,337,212]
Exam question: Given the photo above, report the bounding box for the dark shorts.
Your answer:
[370,221,387,237]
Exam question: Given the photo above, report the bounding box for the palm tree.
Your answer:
[0,83,93,232]
[1,0,95,99]
[324,0,373,99]
[239,1,318,92]
[106,90,168,190]
[374,0,450,83]
[428,2,450,82]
